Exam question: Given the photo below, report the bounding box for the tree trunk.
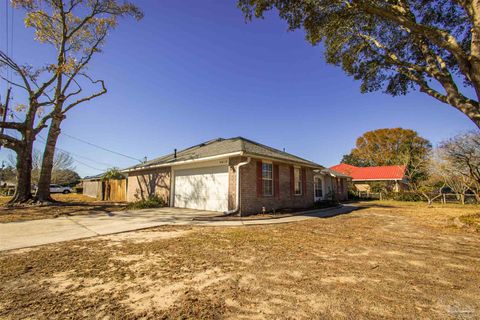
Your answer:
[468,1,480,128]
[36,115,63,202]
[474,192,480,203]
[8,143,33,204]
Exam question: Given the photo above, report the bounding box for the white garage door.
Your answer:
[174,166,229,212]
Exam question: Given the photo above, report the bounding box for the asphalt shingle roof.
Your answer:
[124,137,322,171]
[330,163,406,180]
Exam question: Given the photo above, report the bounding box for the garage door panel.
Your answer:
[174,166,228,212]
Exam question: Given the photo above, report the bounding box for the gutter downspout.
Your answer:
[224,157,251,216]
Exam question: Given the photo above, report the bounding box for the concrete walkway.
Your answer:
[0,205,357,252]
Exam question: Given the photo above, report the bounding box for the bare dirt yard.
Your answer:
[0,194,126,223]
[1,201,479,319]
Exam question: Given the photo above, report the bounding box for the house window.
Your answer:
[294,167,302,195]
[315,177,323,198]
[262,162,273,196]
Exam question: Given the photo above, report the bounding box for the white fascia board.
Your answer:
[244,153,323,168]
[123,151,244,173]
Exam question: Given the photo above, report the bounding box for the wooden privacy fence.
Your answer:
[357,191,479,204]
[439,193,478,205]
[97,179,126,202]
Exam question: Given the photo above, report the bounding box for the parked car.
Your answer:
[50,184,73,194]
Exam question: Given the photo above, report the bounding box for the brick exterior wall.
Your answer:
[126,167,171,204]
[228,157,244,211]
[334,177,349,201]
[233,156,315,215]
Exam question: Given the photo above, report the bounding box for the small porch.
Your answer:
[313,169,351,202]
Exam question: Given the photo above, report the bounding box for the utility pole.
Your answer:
[0,87,12,151]
[0,160,4,183]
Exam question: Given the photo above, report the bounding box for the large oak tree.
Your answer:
[341,128,432,181]
[0,0,142,203]
[238,0,480,128]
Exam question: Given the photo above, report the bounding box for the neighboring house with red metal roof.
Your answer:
[330,163,408,193]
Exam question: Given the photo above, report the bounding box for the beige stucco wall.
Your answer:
[352,180,407,193]
[126,167,171,204]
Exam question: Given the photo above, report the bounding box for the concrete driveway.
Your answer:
[0,205,356,251]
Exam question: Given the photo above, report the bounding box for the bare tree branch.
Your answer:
[0,121,25,131]
[62,78,107,114]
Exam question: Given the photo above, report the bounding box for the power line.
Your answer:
[35,133,117,168]
[9,1,13,85]
[4,0,9,88]
[62,132,143,162]
[10,2,12,59]
[11,112,136,167]
[64,156,105,172]
[54,146,117,168]
[36,135,106,172]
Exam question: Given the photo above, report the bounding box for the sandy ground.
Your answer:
[0,201,479,319]
[0,194,126,223]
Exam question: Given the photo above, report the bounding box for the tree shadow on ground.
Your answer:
[0,201,127,223]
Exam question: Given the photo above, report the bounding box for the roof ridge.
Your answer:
[333,164,406,169]
[357,165,406,169]
[232,136,319,165]
[177,137,225,154]
[131,137,226,168]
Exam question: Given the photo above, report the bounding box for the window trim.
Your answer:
[314,176,323,199]
[262,161,274,197]
[294,166,302,196]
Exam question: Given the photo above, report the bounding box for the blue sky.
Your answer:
[0,0,477,177]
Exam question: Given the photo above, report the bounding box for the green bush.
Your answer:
[127,195,166,210]
[348,190,361,200]
[369,181,388,193]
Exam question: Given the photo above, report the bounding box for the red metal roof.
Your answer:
[330,164,406,181]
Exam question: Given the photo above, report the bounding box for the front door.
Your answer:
[314,176,324,201]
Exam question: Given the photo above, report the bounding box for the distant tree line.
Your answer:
[1,150,80,187]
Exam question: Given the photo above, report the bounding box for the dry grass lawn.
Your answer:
[0,194,126,223]
[0,201,479,319]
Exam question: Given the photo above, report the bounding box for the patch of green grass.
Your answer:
[126,196,166,210]
[459,213,480,232]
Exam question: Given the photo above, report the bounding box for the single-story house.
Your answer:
[122,137,350,215]
[330,163,408,193]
